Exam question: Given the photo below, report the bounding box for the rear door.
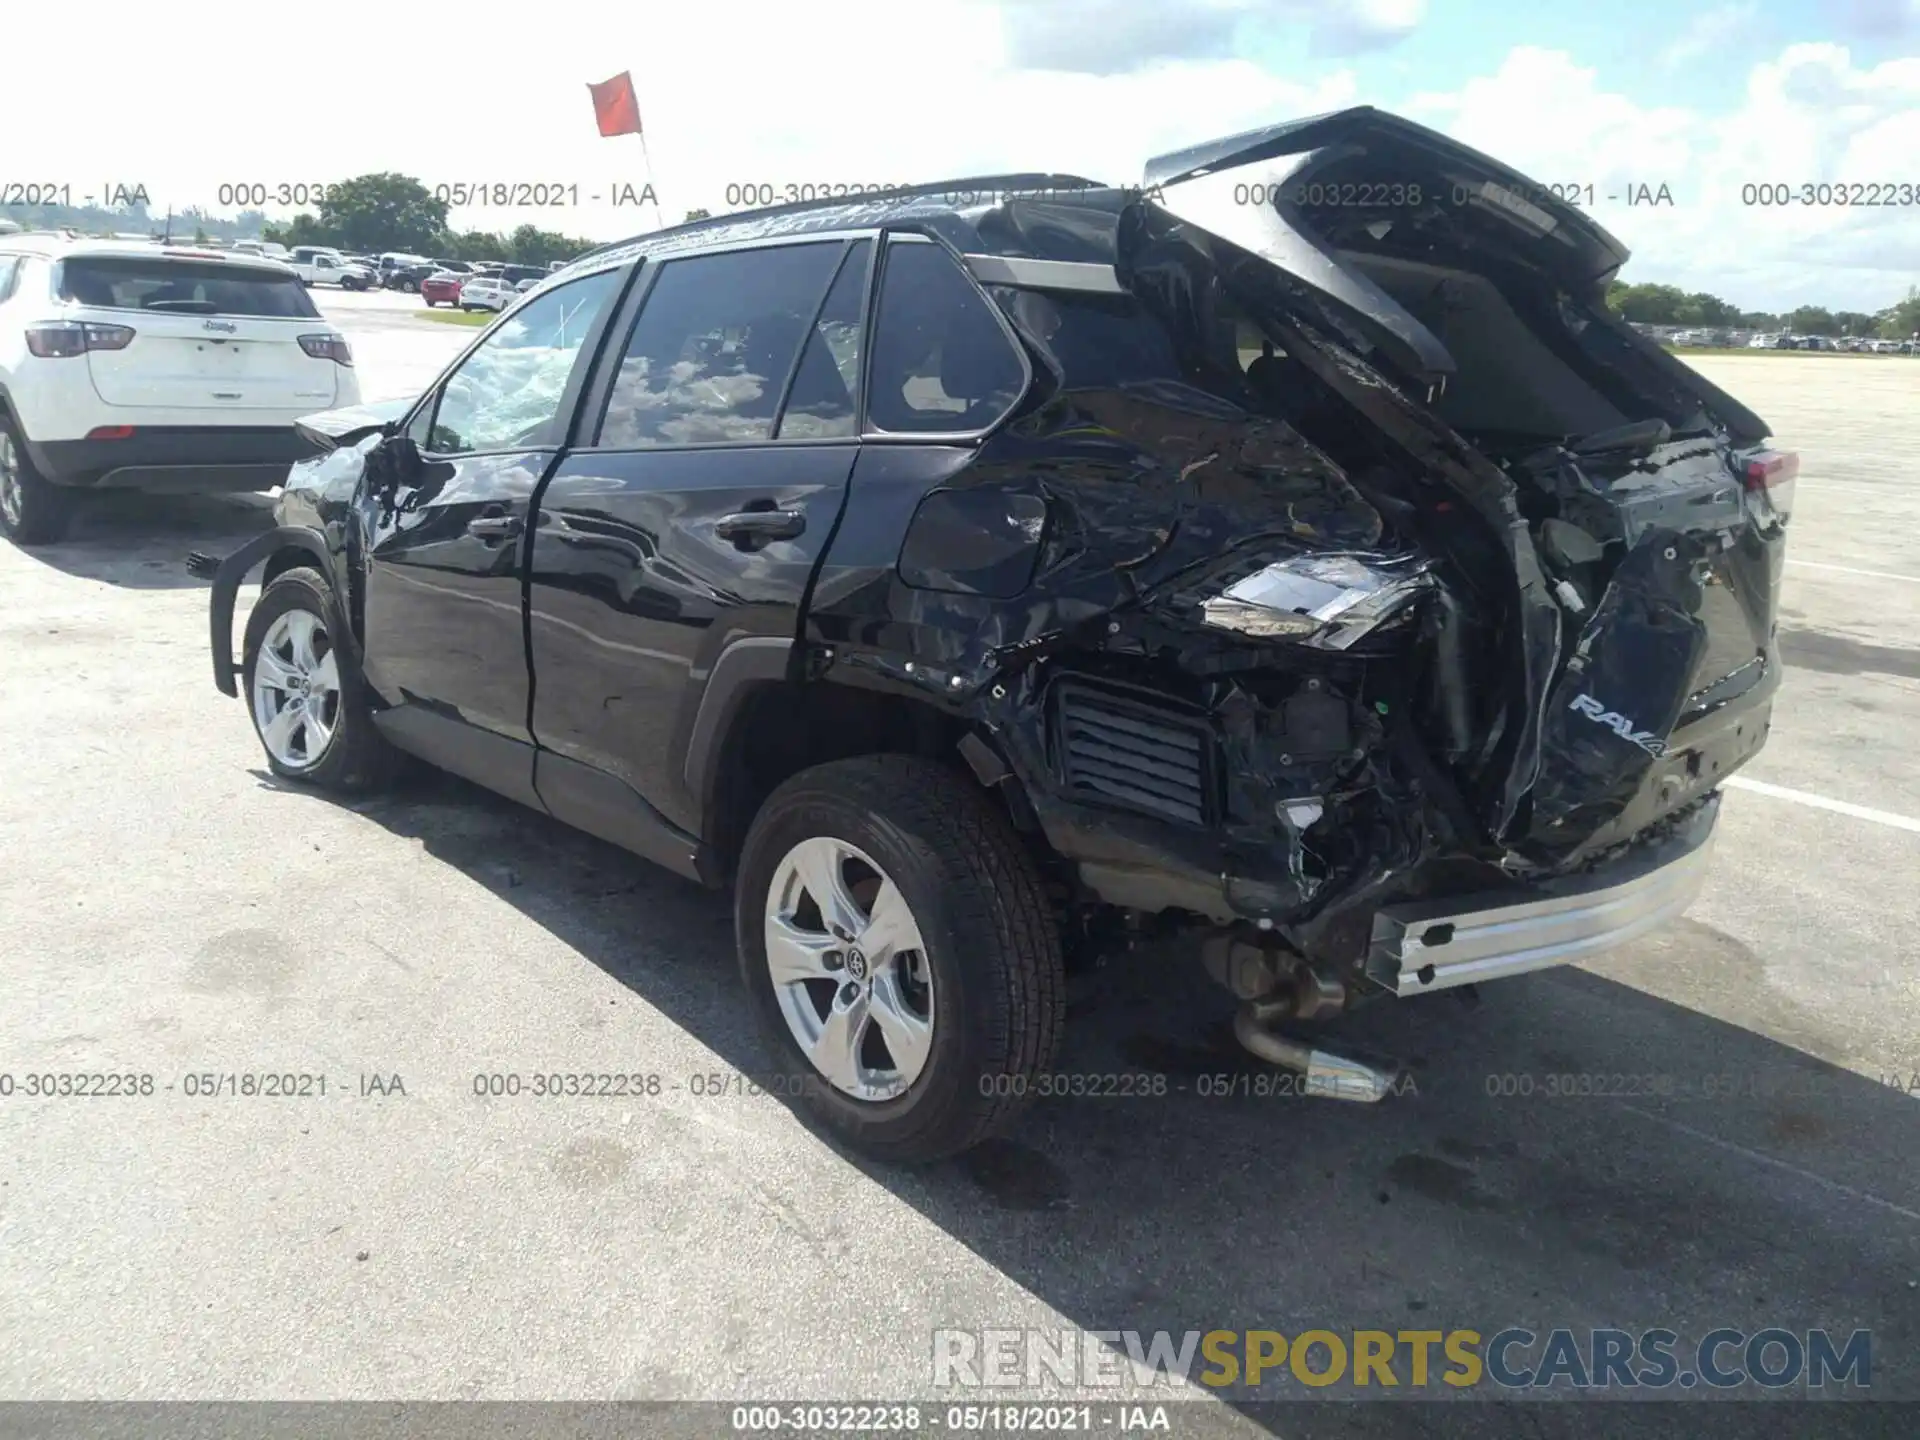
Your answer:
[357,264,630,803]
[56,254,340,414]
[526,236,872,840]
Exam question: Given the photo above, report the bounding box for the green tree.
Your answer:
[444,229,509,263]
[1786,305,1837,336]
[1607,282,1689,325]
[1878,287,1920,339]
[262,213,333,248]
[313,173,450,253]
[505,223,594,266]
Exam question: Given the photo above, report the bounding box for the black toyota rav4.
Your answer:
[195,107,1793,1162]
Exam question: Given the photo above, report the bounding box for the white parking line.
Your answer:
[1786,558,1920,584]
[1620,1106,1920,1226]
[1725,776,1920,834]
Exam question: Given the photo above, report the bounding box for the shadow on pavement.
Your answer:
[281,764,1920,1437]
[14,490,276,590]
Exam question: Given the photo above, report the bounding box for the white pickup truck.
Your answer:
[283,248,375,291]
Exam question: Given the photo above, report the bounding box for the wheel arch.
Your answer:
[693,666,1036,887]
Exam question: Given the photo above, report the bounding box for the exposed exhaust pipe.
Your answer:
[1232,999,1399,1102]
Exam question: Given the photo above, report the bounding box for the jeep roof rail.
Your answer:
[568,172,1110,266]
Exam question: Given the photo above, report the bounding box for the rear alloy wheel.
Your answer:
[242,566,396,791]
[736,755,1064,1163]
[765,835,938,1103]
[0,418,73,545]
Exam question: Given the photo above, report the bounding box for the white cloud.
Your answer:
[997,0,1423,72]
[1406,44,1920,312]
[4,0,1353,236]
[3,3,1908,312]
[1658,3,1758,70]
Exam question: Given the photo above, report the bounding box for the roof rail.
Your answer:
[569,171,1109,265]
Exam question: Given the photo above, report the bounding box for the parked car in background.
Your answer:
[455,275,515,312]
[0,235,356,543]
[380,254,435,291]
[189,107,1794,1162]
[514,277,541,294]
[432,259,474,277]
[286,247,376,291]
[385,261,437,292]
[420,271,465,308]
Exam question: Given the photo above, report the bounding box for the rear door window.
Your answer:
[593,241,847,448]
[866,237,1027,434]
[775,240,871,439]
[55,257,321,318]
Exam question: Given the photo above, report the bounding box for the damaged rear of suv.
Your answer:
[196,106,1790,1162]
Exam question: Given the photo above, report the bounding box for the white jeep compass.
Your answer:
[0,235,359,544]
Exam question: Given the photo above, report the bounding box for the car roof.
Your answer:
[560,172,1125,276]
[0,232,298,273]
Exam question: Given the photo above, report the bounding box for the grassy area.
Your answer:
[419,309,493,327]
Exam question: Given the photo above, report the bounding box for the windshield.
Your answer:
[56,257,321,318]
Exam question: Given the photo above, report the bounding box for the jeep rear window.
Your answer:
[55,258,321,318]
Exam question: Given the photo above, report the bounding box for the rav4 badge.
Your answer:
[1568,693,1668,756]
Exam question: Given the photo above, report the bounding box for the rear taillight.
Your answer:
[1743,448,1798,520]
[298,333,353,367]
[86,425,136,440]
[25,322,136,358]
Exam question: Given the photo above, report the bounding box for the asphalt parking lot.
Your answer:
[1,290,1916,1433]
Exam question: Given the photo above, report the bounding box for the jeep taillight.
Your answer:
[298,333,353,366]
[1743,448,1798,520]
[25,322,136,357]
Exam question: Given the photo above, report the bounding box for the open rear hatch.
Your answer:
[1144,108,1789,864]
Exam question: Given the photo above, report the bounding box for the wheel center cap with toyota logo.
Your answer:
[844,949,869,981]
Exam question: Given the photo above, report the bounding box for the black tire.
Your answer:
[735,754,1065,1164]
[0,414,73,545]
[241,566,398,792]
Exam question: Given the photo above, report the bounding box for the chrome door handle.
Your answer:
[467,514,523,541]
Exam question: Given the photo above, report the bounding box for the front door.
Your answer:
[358,265,629,802]
[527,237,874,841]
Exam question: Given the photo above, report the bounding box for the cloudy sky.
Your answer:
[7,0,1918,310]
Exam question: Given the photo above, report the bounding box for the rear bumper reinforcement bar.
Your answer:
[1369,794,1721,996]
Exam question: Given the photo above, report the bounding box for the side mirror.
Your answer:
[366,434,425,500]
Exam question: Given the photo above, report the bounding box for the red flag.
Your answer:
[588,72,642,138]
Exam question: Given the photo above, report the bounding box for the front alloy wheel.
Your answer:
[765,836,935,1102]
[251,608,341,771]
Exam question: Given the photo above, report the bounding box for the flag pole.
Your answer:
[635,130,667,234]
